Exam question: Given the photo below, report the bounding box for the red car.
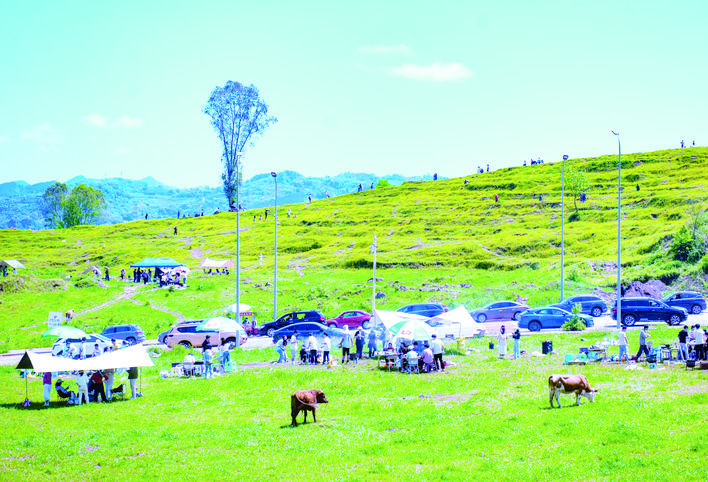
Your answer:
[325,310,372,330]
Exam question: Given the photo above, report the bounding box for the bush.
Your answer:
[562,304,587,331]
[669,226,707,262]
[376,179,391,188]
[568,211,580,223]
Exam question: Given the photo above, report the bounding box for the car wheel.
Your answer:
[528,321,541,332]
[179,341,192,348]
[691,304,702,315]
[266,328,275,337]
[668,314,681,326]
[224,337,236,344]
[126,337,136,345]
[511,312,520,321]
[477,313,487,323]
[622,314,636,326]
[327,323,338,329]
[362,320,372,330]
[591,307,602,317]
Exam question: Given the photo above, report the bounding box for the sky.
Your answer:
[1,0,706,188]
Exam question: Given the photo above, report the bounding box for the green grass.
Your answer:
[2,330,706,480]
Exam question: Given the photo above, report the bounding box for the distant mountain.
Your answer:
[0,172,436,230]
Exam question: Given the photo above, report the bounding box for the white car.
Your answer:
[52,334,113,358]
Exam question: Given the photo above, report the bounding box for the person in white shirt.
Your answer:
[290,332,299,365]
[80,338,88,360]
[183,352,196,377]
[75,371,89,405]
[307,334,318,365]
[497,326,508,359]
[92,343,102,358]
[617,326,628,361]
[321,334,331,366]
[430,334,445,371]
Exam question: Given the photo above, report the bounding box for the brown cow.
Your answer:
[548,374,598,408]
[291,389,328,426]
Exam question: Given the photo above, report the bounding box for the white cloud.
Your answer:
[389,62,473,82]
[113,147,133,155]
[20,123,65,143]
[114,115,144,128]
[81,113,144,128]
[83,113,108,127]
[357,44,412,55]
[0,135,9,143]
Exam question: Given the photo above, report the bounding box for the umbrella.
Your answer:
[223,303,252,314]
[196,317,246,346]
[42,326,87,338]
[387,320,435,343]
[173,266,191,274]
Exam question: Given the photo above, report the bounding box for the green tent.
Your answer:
[130,258,184,268]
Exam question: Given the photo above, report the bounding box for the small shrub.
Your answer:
[376,179,391,188]
[562,304,586,331]
[568,211,580,223]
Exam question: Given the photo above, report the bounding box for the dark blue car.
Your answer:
[662,291,706,315]
[550,295,607,317]
[271,322,343,342]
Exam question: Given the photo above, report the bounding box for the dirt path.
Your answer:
[75,286,141,316]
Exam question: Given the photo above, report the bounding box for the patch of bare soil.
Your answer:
[76,286,141,316]
[387,228,395,239]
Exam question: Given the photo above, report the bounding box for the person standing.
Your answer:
[203,349,214,379]
[90,370,107,402]
[322,333,331,366]
[219,340,230,372]
[512,329,521,359]
[275,336,287,363]
[104,267,110,281]
[367,329,377,358]
[128,366,139,399]
[431,334,445,371]
[290,331,299,365]
[307,333,318,365]
[340,326,352,364]
[421,343,434,373]
[618,326,629,362]
[104,368,115,401]
[677,325,689,361]
[201,336,212,375]
[636,325,650,360]
[497,326,508,359]
[120,268,125,280]
[694,324,705,360]
[79,337,88,360]
[76,371,89,405]
[354,329,365,363]
[42,372,52,407]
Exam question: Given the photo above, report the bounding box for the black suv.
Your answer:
[100,324,146,344]
[550,295,607,317]
[662,291,706,315]
[396,303,449,318]
[259,310,326,338]
[611,297,688,326]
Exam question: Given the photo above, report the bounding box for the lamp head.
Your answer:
[270,172,277,178]
[611,131,619,136]
[562,155,569,160]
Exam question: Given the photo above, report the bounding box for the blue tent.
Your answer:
[130,258,184,268]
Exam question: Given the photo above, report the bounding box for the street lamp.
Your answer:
[271,171,278,323]
[561,154,568,301]
[370,235,378,319]
[236,152,243,325]
[612,131,621,330]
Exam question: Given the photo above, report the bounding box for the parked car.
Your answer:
[662,291,707,315]
[259,311,326,338]
[100,324,145,344]
[396,303,448,318]
[550,295,607,317]
[517,307,594,332]
[469,301,529,322]
[325,310,372,330]
[52,334,112,358]
[271,322,343,342]
[611,297,688,326]
[164,322,246,348]
[425,317,486,339]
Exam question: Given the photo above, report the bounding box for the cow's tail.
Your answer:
[295,396,319,409]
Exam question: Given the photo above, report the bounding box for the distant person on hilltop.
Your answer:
[145,213,148,220]
[287,209,292,217]
[523,160,527,166]
[433,173,438,181]
[486,164,489,172]
[636,184,640,191]
[264,209,268,221]
[358,184,362,192]
[495,194,498,203]
[308,194,312,203]
[370,183,374,189]
[681,139,685,148]
[173,226,178,235]
[325,191,330,198]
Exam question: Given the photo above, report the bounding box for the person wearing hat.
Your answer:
[201,335,212,376]
[55,379,77,404]
[430,334,445,371]
[76,371,89,405]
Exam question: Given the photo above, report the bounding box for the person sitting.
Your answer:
[55,379,77,404]
[421,343,435,373]
[405,345,419,373]
[92,343,102,358]
[183,352,196,377]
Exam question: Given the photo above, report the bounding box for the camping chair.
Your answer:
[564,353,575,365]
[111,384,127,400]
[577,353,588,362]
[170,363,184,377]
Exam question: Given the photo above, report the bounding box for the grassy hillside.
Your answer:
[1,147,706,350]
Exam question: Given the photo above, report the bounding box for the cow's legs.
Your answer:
[303,410,308,424]
[555,390,562,408]
[291,409,299,426]
[549,388,555,408]
[312,409,317,423]
[575,392,581,406]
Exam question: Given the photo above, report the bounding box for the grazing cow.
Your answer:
[548,374,598,408]
[65,309,75,321]
[291,389,328,426]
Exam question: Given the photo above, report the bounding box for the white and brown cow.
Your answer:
[548,374,598,408]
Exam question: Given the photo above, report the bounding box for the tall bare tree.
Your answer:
[203,81,277,210]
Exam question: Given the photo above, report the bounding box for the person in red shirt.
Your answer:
[89,371,107,402]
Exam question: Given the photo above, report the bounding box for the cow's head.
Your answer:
[315,390,328,404]
[582,387,599,402]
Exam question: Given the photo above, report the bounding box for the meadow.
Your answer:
[2,327,706,480]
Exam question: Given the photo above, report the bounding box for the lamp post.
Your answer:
[612,131,621,330]
[371,235,377,320]
[561,154,568,302]
[271,171,278,323]
[236,152,243,325]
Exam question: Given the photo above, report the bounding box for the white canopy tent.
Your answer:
[16,344,155,372]
[426,306,486,339]
[200,259,235,269]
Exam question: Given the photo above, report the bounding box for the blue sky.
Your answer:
[1,0,705,188]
